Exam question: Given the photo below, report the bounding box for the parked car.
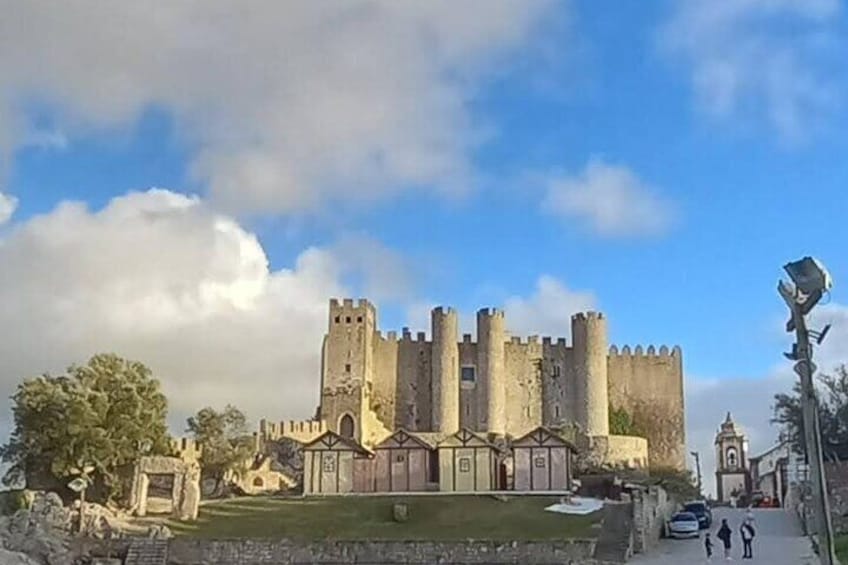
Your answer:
[668,512,701,539]
[683,500,712,529]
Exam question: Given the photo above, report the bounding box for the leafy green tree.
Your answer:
[773,364,848,462]
[609,404,637,436]
[186,405,254,494]
[0,354,171,502]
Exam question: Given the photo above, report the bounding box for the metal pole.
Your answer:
[791,305,836,565]
[691,451,703,497]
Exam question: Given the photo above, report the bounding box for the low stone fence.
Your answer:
[629,484,675,555]
[78,538,598,564]
[826,461,848,534]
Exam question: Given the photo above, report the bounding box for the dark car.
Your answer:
[683,500,712,529]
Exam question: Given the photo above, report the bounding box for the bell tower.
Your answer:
[715,412,750,503]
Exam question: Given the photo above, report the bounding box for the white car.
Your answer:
[668,512,700,539]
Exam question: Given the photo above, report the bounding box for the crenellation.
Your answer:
[462,333,472,343]
[510,336,521,344]
[528,335,539,344]
[634,345,643,356]
[647,345,655,355]
[542,337,552,345]
[387,331,397,341]
[609,345,618,355]
[402,327,412,340]
[557,338,566,346]
[343,298,354,308]
[416,331,426,342]
[659,345,669,356]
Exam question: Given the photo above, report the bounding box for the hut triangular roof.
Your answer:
[511,426,577,451]
[302,430,372,454]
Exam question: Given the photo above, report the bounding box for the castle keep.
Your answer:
[317,299,685,470]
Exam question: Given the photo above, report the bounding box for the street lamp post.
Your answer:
[778,256,836,565]
[691,451,702,497]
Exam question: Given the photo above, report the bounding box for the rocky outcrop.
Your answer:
[0,492,73,565]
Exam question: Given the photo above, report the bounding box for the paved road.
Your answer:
[630,507,818,564]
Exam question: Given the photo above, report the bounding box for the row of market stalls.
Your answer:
[302,426,576,495]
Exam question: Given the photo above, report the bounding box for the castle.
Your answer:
[308,298,685,470]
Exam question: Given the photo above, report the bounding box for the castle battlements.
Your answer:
[608,344,681,358]
[170,437,202,462]
[572,311,604,321]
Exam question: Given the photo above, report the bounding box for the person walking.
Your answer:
[704,531,714,562]
[717,519,733,561]
[740,518,755,559]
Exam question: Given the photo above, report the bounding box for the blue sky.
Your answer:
[1,1,847,491]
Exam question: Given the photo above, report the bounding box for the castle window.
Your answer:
[554,405,560,419]
[465,404,470,417]
[346,316,351,323]
[552,365,561,378]
[461,367,475,382]
[525,406,531,417]
[253,477,264,488]
[339,414,355,438]
[345,363,351,373]
[357,316,363,323]
[335,316,340,323]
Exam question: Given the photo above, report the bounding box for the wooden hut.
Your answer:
[437,429,499,492]
[302,431,373,494]
[373,429,438,492]
[511,426,576,492]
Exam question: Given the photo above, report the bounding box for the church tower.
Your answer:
[715,412,750,503]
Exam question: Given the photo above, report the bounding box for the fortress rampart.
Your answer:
[317,298,685,470]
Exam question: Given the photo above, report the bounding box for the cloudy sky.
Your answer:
[1,1,847,495]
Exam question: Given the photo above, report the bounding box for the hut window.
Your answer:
[534,456,546,468]
[459,457,471,473]
[323,457,336,472]
[395,454,405,463]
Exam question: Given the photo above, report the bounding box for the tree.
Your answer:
[773,364,848,462]
[186,405,254,494]
[0,354,171,502]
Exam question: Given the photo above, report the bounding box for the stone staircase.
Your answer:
[592,502,634,563]
[124,539,169,565]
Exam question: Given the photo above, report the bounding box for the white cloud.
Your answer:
[0,2,555,214]
[0,192,17,225]
[0,189,420,434]
[504,275,596,337]
[661,0,845,142]
[543,159,675,237]
[403,276,596,340]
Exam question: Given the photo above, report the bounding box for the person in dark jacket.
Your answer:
[717,519,733,560]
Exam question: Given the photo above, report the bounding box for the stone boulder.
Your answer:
[146,524,173,539]
[0,491,73,565]
[391,503,409,523]
[0,548,41,565]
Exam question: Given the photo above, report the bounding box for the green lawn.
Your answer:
[836,534,848,563]
[166,496,601,541]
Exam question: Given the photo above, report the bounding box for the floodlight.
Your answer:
[810,324,832,345]
[784,257,832,296]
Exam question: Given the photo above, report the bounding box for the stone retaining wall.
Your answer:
[168,539,597,564]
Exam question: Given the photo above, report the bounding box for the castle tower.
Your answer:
[431,307,460,434]
[477,308,506,436]
[572,312,609,437]
[715,412,750,503]
[319,298,376,443]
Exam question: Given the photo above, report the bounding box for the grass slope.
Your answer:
[167,496,601,541]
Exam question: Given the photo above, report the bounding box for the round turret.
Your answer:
[571,312,609,437]
[477,308,506,435]
[431,307,459,434]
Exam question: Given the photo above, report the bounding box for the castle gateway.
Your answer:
[318,299,685,470]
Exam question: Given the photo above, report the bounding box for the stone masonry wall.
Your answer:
[165,539,597,565]
[631,484,675,555]
[504,338,544,437]
[607,345,685,469]
[825,461,848,534]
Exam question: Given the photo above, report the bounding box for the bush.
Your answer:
[0,489,27,515]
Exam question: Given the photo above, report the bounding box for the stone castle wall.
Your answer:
[607,345,685,469]
[319,299,685,469]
